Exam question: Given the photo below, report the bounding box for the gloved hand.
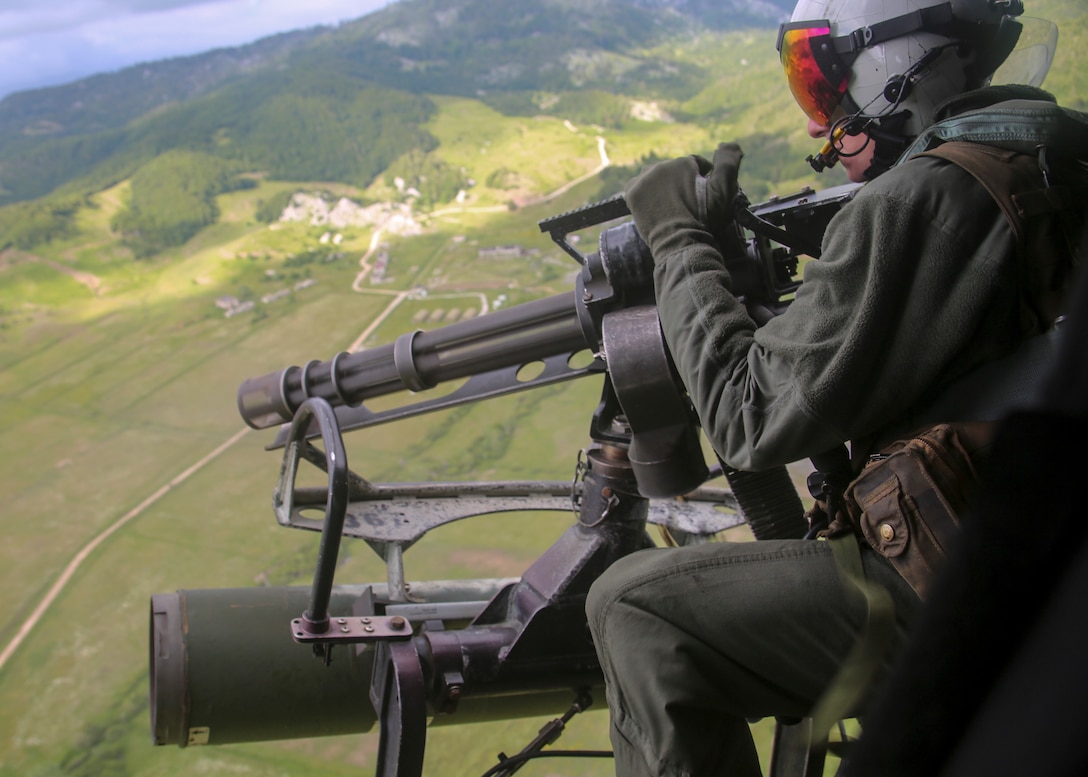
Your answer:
[624,142,744,262]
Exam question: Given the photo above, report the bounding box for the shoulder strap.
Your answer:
[922,141,1072,243]
[922,141,1082,330]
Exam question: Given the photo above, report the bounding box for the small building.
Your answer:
[478,245,525,259]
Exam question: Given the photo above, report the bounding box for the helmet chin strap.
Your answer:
[860,112,912,180]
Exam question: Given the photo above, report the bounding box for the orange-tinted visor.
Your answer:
[777,21,850,126]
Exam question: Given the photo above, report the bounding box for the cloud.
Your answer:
[0,0,397,100]
[0,1,225,41]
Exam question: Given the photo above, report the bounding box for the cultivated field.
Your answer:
[2,6,1082,769]
[0,124,771,775]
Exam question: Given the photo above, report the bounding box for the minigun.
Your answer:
[150,181,859,776]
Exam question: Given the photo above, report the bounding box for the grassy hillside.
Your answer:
[4,0,1080,230]
[0,10,837,307]
[0,74,816,771]
[0,166,607,777]
[0,1,1084,776]
[0,71,439,214]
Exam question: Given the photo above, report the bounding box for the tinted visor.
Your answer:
[777,21,850,126]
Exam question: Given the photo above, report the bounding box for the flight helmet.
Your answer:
[778,0,1030,173]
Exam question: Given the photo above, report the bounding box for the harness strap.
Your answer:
[922,142,1070,242]
[807,534,897,763]
[922,141,1083,331]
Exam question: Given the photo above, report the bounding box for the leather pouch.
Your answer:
[843,423,986,598]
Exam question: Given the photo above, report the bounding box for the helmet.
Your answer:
[778,0,1028,171]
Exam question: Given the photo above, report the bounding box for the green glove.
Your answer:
[624,142,745,262]
[705,143,747,261]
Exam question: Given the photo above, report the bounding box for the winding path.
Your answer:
[0,130,612,671]
[0,249,105,296]
[0,428,250,671]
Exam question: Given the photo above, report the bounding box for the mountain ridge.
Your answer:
[0,0,1081,252]
[0,0,792,145]
[0,27,325,142]
[0,0,796,233]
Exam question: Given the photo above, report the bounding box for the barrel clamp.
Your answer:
[291,615,414,644]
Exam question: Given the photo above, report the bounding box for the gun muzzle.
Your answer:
[238,292,588,429]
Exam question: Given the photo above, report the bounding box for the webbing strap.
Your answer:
[808,535,897,761]
[921,141,1073,245]
[922,140,1080,338]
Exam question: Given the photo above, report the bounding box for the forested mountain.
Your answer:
[0,0,792,208]
[0,29,324,145]
[0,0,792,145]
[0,0,1082,256]
[308,0,794,97]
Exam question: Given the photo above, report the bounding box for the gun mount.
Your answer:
[151,182,860,775]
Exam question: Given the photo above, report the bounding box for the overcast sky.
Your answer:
[0,0,400,102]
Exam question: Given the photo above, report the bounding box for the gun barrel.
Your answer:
[239,291,588,429]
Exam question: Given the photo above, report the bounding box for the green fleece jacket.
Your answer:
[655,90,1085,471]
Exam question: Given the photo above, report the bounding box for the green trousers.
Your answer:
[586,538,920,776]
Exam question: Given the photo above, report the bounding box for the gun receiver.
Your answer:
[154,181,859,775]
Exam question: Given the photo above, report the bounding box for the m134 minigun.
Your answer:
[150,180,858,776]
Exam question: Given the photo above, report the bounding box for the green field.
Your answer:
[1,2,1085,773]
[0,176,606,777]
[0,91,813,772]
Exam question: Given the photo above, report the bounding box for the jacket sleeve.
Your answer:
[654,159,1017,471]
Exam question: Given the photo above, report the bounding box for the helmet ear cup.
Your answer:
[883,74,910,103]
